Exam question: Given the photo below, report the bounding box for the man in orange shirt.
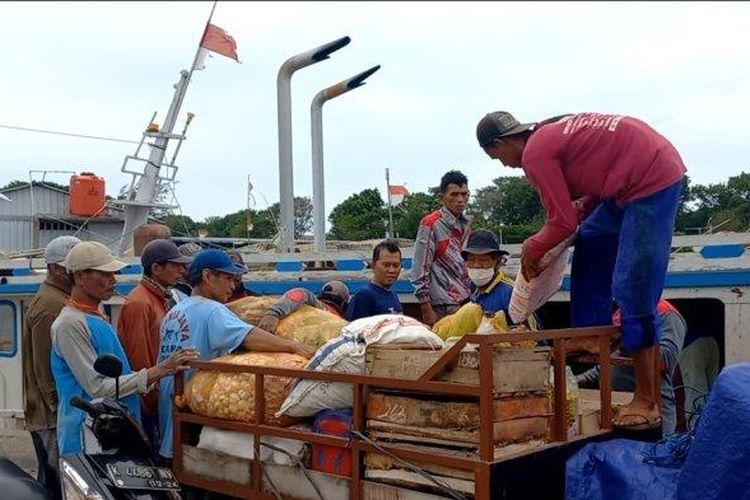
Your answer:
[117,239,191,448]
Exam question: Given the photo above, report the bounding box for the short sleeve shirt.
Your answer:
[157,296,252,458]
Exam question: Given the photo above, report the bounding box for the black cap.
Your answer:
[476,111,536,147]
[141,239,192,272]
[461,229,509,259]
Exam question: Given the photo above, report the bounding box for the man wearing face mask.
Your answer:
[462,229,538,329]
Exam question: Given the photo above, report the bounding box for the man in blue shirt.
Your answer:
[51,241,197,455]
[347,240,403,321]
[157,249,315,463]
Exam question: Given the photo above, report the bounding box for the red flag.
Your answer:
[200,23,239,62]
[388,185,409,206]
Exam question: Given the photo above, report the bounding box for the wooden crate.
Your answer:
[367,391,550,446]
[366,344,551,395]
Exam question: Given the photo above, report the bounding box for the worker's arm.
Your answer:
[242,327,315,359]
[259,288,324,332]
[54,318,149,398]
[210,304,315,359]
[411,222,438,325]
[521,157,579,264]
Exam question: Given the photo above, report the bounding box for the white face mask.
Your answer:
[468,267,495,287]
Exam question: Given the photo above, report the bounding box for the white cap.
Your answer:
[63,241,126,273]
[44,236,82,265]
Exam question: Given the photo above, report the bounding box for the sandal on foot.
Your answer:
[612,412,662,431]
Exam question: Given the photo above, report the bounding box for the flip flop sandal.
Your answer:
[612,412,662,431]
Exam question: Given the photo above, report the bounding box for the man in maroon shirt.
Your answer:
[476,111,686,431]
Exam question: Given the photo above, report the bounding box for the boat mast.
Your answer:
[116,2,218,256]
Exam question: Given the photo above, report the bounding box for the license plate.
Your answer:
[106,462,180,491]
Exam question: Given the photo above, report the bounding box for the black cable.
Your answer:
[259,441,325,500]
[349,429,468,500]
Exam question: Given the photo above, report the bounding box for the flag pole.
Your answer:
[385,167,395,239]
[188,0,219,77]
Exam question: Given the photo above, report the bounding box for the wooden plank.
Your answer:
[364,469,475,496]
[366,452,475,481]
[578,388,632,436]
[367,392,550,428]
[362,480,451,500]
[367,345,552,394]
[367,417,549,445]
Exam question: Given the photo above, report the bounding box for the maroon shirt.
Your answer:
[522,113,686,261]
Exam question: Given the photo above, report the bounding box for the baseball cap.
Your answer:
[461,229,509,259]
[319,280,350,308]
[476,111,536,147]
[44,235,82,265]
[141,239,192,273]
[188,249,246,283]
[63,241,127,273]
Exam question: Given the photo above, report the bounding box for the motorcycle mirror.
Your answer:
[94,354,123,379]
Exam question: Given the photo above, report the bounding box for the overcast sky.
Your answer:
[0,1,748,228]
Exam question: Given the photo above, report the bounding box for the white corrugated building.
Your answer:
[0,182,125,254]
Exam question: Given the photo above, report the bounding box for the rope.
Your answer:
[641,387,710,468]
[259,441,324,500]
[0,123,140,144]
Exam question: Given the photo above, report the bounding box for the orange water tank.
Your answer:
[69,172,106,217]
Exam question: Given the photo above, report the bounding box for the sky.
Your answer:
[0,1,748,230]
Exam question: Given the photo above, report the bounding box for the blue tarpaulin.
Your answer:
[677,363,750,500]
[565,363,750,500]
[565,438,680,500]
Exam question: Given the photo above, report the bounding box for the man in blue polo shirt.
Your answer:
[347,240,403,321]
[157,249,315,463]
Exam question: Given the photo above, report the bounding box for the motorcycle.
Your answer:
[58,354,181,500]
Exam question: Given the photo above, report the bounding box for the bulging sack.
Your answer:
[275,305,349,348]
[183,352,308,424]
[509,233,576,324]
[226,296,279,325]
[278,315,445,418]
[227,297,348,349]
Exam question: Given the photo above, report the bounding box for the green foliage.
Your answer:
[328,189,387,240]
[158,196,312,239]
[469,176,542,227]
[392,191,441,239]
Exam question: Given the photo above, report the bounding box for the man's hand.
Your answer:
[148,348,199,385]
[520,252,541,281]
[290,342,316,359]
[258,315,280,333]
[160,348,199,375]
[420,302,438,327]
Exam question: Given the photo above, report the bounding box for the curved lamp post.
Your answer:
[310,65,381,252]
[276,36,351,252]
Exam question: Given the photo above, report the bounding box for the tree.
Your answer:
[159,213,199,237]
[469,176,542,227]
[391,191,441,239]
[263,197,314,238]
[328,189,387,240]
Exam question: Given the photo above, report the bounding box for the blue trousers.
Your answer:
[570,180,682,351]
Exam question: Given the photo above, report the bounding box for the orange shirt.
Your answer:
[116,278,170,415]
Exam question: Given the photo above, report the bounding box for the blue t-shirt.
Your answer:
[157,296,252,458]
[346,281,402,321]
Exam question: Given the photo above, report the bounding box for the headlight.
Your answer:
[59,458,105,500]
